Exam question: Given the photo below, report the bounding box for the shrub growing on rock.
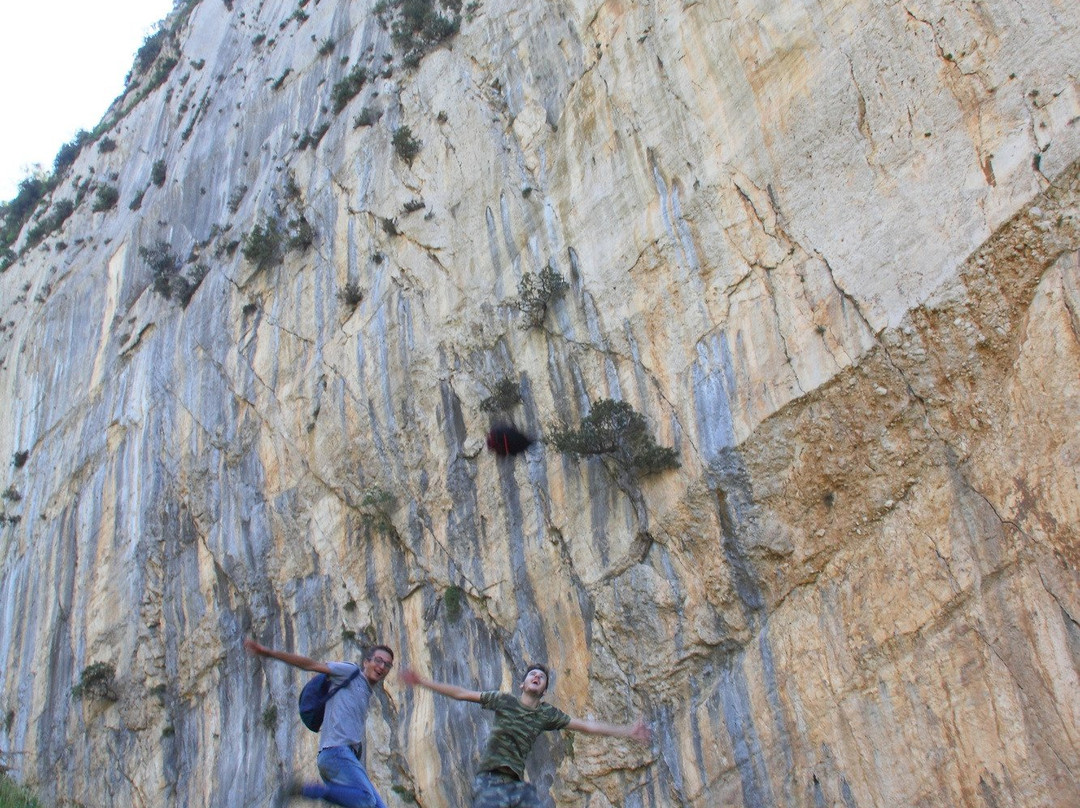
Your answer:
[549,398,679,477]
[479,377,521,413]
[516,265,568,328]
[71,662,119,701]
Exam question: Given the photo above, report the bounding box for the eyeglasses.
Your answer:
[370,656,394,669]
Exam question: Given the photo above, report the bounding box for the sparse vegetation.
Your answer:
[129,190,145,211]
[133,29,168,75]
[53,130,91,175]
[549,399,680,477]
[271,68,292,90]
[92,185,120,212]
[24,199,76,249]
[1,486,20,503]
[297,122,330,150]
[0,772,42,807]
[402,198,425,213]
[151,159,167,187]
[318,37,337,56]
[337,281,364,307]
[12,451,29,469]
[331,65,368,113]
[358,487,396,534]
[391,125,421,164]
[227,185,248,214]
[262,704,278,730]
[287,214,315,250]
[1,175,50,252]
[97,137,118,153]
[71,662,119,701]
[140,241,205,306]
[242,219,283,270]
[479,377,521,413]
[444,585,464,622]
[516,265,569,328]
[374,0,465,68]
[353,107,381,128]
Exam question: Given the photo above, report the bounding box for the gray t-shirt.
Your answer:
[319,662,373,751]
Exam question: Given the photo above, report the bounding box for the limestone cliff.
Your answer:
[0,0,1077,806]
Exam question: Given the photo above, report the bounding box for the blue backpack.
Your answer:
[298,667,360,731]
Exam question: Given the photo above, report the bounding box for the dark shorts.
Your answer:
[472,771,541,808]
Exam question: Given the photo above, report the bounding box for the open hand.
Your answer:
[628,717,651,744]
[399,668,421,686]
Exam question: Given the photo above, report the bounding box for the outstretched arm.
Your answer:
[399,668,483,703]
[566,716,651,744]
[244,638,331,675]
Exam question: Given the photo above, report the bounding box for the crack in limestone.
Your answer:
[1062,253,1080,345]
[968,620,1078,780]
[843,52,873,161]
[924,531,962,595]
[758,265,806,396]
[1036,568,1080,633]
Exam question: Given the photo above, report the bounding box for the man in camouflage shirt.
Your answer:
[400,664,650,807]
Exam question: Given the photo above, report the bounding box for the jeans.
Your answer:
[300,746,386,808]
[471,771,541,808]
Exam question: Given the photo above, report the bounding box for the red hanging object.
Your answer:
[486,425,534,456]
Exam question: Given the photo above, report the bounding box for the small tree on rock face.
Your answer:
[71,662,119,701]
[140,241,204,306]
[479,377,521,413]
[242,219,283,270]
[391,125,421,165]
[549,398,679,478]
[517,265,569,329]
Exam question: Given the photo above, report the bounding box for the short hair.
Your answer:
[524,663,551,696]
[363,644,394,662]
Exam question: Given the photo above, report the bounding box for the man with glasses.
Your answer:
[244,638,394,807]
[400,663,649,807]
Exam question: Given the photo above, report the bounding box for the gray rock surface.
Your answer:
[0,0,1077,805]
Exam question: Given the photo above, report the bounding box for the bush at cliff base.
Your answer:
[0,774,40,808]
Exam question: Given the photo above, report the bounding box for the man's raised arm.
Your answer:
[566,716,651,743]
[400,668,483,703]
[243,638,331,675]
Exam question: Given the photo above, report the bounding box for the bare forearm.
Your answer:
[402,670,481,702]
[244,639,330,674]
[567,716,651,743]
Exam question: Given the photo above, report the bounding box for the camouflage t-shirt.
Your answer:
[476,691,571,780]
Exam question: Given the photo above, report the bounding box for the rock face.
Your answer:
[0,0,1077,806]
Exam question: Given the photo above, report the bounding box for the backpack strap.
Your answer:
[325,666,361,701]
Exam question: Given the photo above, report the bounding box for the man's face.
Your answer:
[521,667,548,697]
[363,650,394,684]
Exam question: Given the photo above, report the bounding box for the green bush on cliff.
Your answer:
[242,219,283,270]
[92,185,120,213]
[391,125,421,165]
[374,0,464,67]
[479,377,521,413]
[0,773,42,808]
[71,661,119,701]
[516,265,568,329]
[23,199,76,250]
[140,241,205,307]
[549,399,680,477]
[331,65,368,113]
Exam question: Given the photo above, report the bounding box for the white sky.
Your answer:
[0,0,175,201]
